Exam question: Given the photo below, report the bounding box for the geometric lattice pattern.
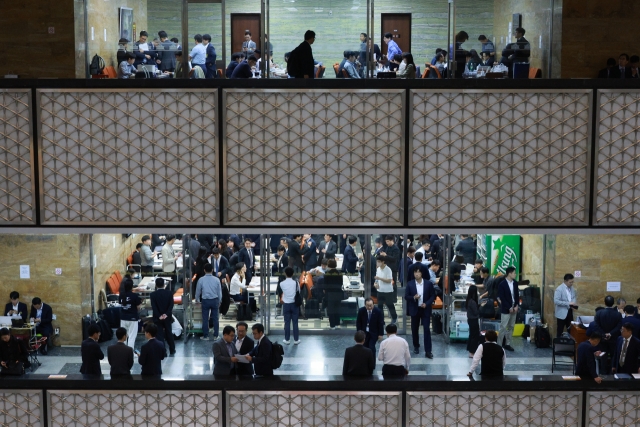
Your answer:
[407,391,582,427]
[0,390,42,427]
[227,391,401,427]
[588,392,640,427]
[48,391,221,427]
[410,90,591,225]
[224,89,404,225]
[38,89,218,224]
[0,90,35,224]
[595,90,640,224]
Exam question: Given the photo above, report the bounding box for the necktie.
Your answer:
[227,342,234,357]
[215,259,218,274]
[368,311,371,322]
[620,339,629,366]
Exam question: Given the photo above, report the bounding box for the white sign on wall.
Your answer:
[607,282,621,292]
[19,265,30,279]
[574,271,581,277]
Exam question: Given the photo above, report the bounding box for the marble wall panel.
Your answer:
[93,233,141,311]
[0,235,89,345]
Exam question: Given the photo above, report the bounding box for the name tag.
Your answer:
[366,326,369,332]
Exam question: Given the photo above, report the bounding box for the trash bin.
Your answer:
[513,62,530,79]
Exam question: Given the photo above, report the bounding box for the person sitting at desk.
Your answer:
[5,291,28,322]
[468,330,505,377]
[117,52,137,79]
[0,328,29,375]
[30,297,52,355]
[229,262,248,303]
[343,51,360,79]
[397,53,416,79]
[80,324,104,375]
[576,331,603,383]
[480,51,494,67]
[231,55,257,79]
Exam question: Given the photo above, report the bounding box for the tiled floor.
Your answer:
[35,331,560,377]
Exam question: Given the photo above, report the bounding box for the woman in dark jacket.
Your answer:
[466,285,480,357]
[0,328,29,375]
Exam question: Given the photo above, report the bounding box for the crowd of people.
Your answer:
[597,53,640,79]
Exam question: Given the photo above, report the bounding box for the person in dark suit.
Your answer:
[317,234,337,265]
[212,326,238,376]
[595,295,623,372]
[246,323,273,376]
[610,53,633,78]
[107,327,134,376]
[138,323,165,375]
[576,332,603,383]
[210,248,230,286]
[0,328,29,373]
[230,56,257,79]
[225,53,241,78]
[342,235,360,274]
[282,236,303,273]
[234,321,254,376]
[408,253,430,282]
[479,51,494,67]
[301,234,318,271]
[325,260,344,329]
[80,324,104,375]
[455,234,476,264]
[5,291,28,322]
[287,30,316,79]
[342,331,375,376]
[598,58,617,78]
[238,238,256,286]
[630,55,640,78]
[612,323,640,375]
[405,270,436,358]
[275,245,289,304]
[30,297,53,354]
[202,34,217,79]
[150,278,175,356]
[356,298,384,354]
[497,267,519,351]
[622,305,640,339]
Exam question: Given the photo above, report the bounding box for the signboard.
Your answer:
[487,235,521,278]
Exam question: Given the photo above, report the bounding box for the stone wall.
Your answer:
[0,235,91,346]
[93,234,140,312]
[561,0,640,78]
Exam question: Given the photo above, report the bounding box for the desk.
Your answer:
[569,324,588,358]
[248,276,279,294]
[342,275,364,295]
[134,276,173,297]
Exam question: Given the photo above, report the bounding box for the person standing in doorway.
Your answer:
[554,273,577,337]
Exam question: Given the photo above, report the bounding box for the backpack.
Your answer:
[534,325,550,348]
[89,54,105,75]
[270,341,284,369]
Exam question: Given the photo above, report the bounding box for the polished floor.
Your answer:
[35,331,559,377]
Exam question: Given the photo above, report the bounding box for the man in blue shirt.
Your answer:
[202,34,217,79]
[383,32,402,63]
[344,51,361,78]
[189,34,206,71]
[478,35,495,58]
[196,263,222,341]
[231,55,257,79]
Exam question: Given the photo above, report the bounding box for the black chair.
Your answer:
[552,337,576,374]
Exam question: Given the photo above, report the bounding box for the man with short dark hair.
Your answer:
[212,325,238,376]
[161,234,181,289]
[478,35,495,57]
[612,322,640,375]
[0,327,29,374]
[497,267,519,351]
[408,252,430,282]
[138,323,165,375]
[238,238,256,285]
[280,267,301,345]
[119,279,142,348]
[30,297,53,355]
[210,248,230,284]
[378,324,410,376]
[202,34,217,78]
[108,327,134,375]
[612,53,632,78]
[226,52,241,78]
[234,322,254,375]
[287,30,316,79]
[189,34,206,71]
[80,324,104,375]
[343,331,375,376]
[246,323,274,376]
[623,305,640,339]
[405,269,436,358]
[140,235,156,276]
[595,295,623,372]
[5,291,27,322]
[157,30,177,72]
[630,55,640,79]
[383,32,402,62]
[344,51,360,78]
[342,235,360,274]
[231,55,257,78]
[356,298,384,354]
[133,30,154,68]
[150,278,176,356]
[242,31,256,57]
[455,234,475,264]
[196,263,222,341]
[468,330,505,377]
[598,58,618,78]
[118,52,137,79]
[554,273,577,337]
[576,331,603,383]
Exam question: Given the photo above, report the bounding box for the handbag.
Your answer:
[294,285,303,307]
[1,361,24,376]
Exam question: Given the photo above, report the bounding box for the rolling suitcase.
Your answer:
[432,312,443,334]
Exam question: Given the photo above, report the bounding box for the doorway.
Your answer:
[381,13,411,56]
[230,13,261,55]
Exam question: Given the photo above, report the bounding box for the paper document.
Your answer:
[236,354,251,364]
[632,374,640,379]
[562,376,581,381]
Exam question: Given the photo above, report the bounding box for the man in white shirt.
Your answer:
[189,34,207,70]
[378,324,410,376]
[374,256,397,324]
[467,330,506,377]
[554,273,577,338]
[280,267,301,345]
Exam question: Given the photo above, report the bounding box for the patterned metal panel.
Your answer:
[595,90,640,224]
[48,390,221,427]
[587,391,640,427]
[38,89,218,225]
[0,89,36,224]
[223,89,404,225]
[226,391,401,427]
[0,390,42,427]
[407,391,581,427]
[410,90,591,225]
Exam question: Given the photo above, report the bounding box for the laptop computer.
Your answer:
[0,316,13,326]
[11,318,24,327]
[137,64,157,73]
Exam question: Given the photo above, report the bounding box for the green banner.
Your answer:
[488,234,521,278]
